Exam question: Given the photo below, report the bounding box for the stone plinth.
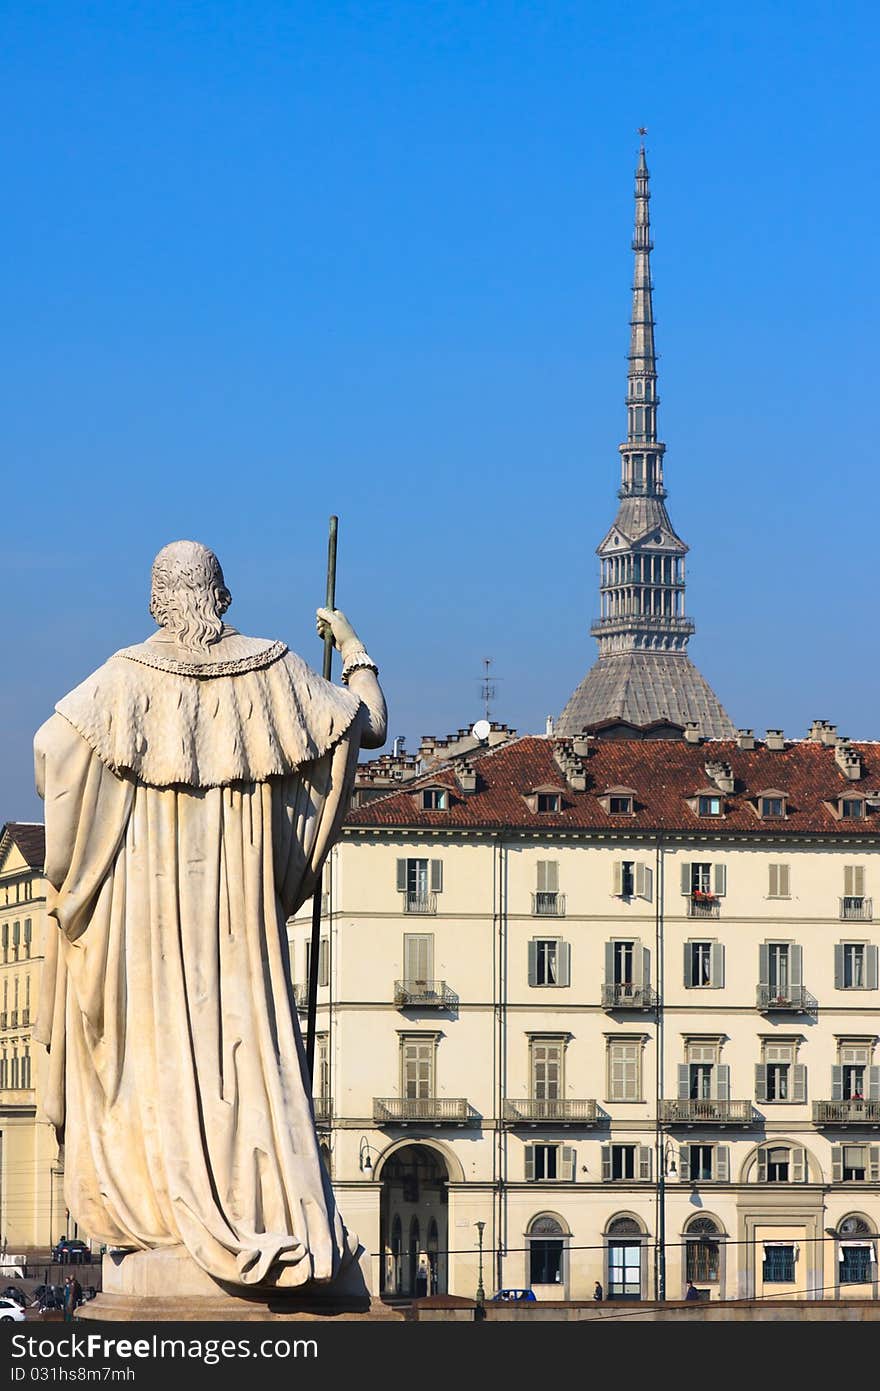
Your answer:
[77,1246,403,1322]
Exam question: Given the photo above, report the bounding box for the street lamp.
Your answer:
[474,1221,486,1309]
[656,1137,677,1300]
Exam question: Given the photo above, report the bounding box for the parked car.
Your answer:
[52,1239,91,1265]
[491,1288,537,1302]
[0,1296,26,1322]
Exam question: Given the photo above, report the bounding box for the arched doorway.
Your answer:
[379,1144,449,1296]
[605,1215,648,1301]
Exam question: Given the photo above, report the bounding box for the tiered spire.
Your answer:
[622,144,663,495]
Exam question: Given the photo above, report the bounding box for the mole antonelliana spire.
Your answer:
[556,141,735,738]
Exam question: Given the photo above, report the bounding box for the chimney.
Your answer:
[572,736,593,758]
[705,759,735,794]
[807,719,838,746]
[736,729,755,751]
[683,722,702,745]
[456,767,477,793]
[545,716,555,737]
[834,737,862,782]
[765,730,785,751]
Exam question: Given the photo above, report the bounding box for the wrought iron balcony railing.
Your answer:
[394,979,457,1009]
[813,1099,880,1126]
[757,985,818,1014]
[840,897,873,922]
[531,892,566,917]
[312,1096,332,1125]
[601,982,659,1011]
[659,1098,755,1125]
[373,1097,473,1125]
[403,892,437,915]
[687,896,721,919]
[502,1098,598,1125]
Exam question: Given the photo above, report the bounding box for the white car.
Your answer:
[0,1296,26,1322]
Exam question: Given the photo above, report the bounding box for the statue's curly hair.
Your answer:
[149,541,232,651]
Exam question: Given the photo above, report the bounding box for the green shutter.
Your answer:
[527,941,538,987]
[558,941,571,988]
[613,862,623,896]
[713,864,727,897]
[715,1146,730,1182]
[867,947,879,990]
[755,1064,768,1103]
[792,1147,806,1182]
[678,1064,690,1100]
[601,1146,611,1182]
[524,1146,535,1181]
[396,859,408,892]
[638,1146,652,1180]
[758,944,769,990]
[790,944,803,989]
[430,860,443,893]
[868,1067,880,1101]
[715,1065,730,1102]
[678,1145,690,1182]
[792,1065,807,1103]
[834,945,845,990]
[604,941,615,985]
[681,862,692,895]
[710,942,724,988]
[756,1147,768,1183]
[562,1146,576,1182]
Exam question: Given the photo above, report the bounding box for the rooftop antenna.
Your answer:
[478,657,500,723]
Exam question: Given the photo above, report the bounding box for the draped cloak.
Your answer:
[34,628,367,1290]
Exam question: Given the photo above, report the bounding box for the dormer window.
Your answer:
[755,789,788,820]
[698,795,722,817]
[842,798,866,820]
[421,789,448,811]
[610,795,633,816]
[761,797,784,818]
[598,786,637,817]
[537,793,561,813]
[524,784,566,815]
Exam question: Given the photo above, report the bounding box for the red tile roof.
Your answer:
[0,822,45,868]
[346,737,880,837]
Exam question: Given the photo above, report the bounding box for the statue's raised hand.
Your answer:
[316,607,362,659]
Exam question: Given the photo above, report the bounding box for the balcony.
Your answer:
[404,892,437,915]
[503,1098,598,1126]
[531,892,566,917]
[601,982,659,1011]
[660,1098,755,1126]
[840,897,873,922]
[687,895,721,919]
[813,1099,880,1127]
[293,983,309,1009]
[312,1096,332,1126]
[757,985,818,1014]
[394,979,457,1009]
[373,1097,473,1126]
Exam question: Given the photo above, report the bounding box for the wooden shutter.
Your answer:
[524,1146,536,1181]
[680,862,692,895]
[430,860,443,893]
[834,945,845,990]
[612,861,623,896]
[396,859,408,892]
[713,864,727,897]
[538,860,559,892]
[832,1148,843,1183]
[831,1065,844,1102]
[755,1064,768,1103]
[792,1147,806,1182]
[678,1064,690,1100]
[636,863,653,901]
[640,946,651,988]
[561,1146,576,1182]
[715,1065,730,1102]
[792,1064,807,1103]
[678,1145,690,1182]
[601,1146,611,1182]
[790,944,803,989]
[319,938,329,987]
[558,941,571,988]
[778,864,790,897]
[604,941,615,985]
[870,1147,880,1182]
[684,942,692,987]
[631,943,645,988]
[405,934,434,982]
[638,1146,652,1180]
[527,941,538,987]
[710,942,724,989]
[758,943,769,991]
[868,1067,880,1101]
[756,1147,768,1183]
[867,946,879,990]
[845,865,865,898]
[768,863,778,898]
[715,1146,730,1182]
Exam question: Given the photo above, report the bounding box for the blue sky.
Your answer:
[2,1,878,817]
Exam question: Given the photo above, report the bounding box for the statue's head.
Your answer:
[149,541,232,651]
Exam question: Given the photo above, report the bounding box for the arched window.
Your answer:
[684,1216,721,1284]
[837,1215,876,1287]
[527,1214,566,1287]
[606,1216,645,1300]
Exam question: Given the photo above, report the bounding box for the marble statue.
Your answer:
[34,540,387,1296]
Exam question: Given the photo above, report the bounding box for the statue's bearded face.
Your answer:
[149,541,232,651]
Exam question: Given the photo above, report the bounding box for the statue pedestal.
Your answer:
[77,1246,402,1322]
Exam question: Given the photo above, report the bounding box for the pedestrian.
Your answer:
[62,1277,74,1322]
[593,1280,603,1301]
[685,1279,700,1301]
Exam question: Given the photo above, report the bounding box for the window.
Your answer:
[686,1145,714,1182]
[537,793,560,813]
[619,861,634,897]
[607,1219,643,1299]
[609,795,633,815]
[834,1044,878,1101]
[1,922,6,963]
[421,789,447,811]
[525,1144,575,1182]
[314,1034,330,1106]
[760,942,805,1004]
[681,862,726,898]
[528,1216,565,1285]
[613,940,633,985]
[21,1047,30,1090]
[528,938,570,987]
[534,860,562,915]
[760,797,784,818]
[698,795,722,817]
[603,1144,652,1180]
[691,864,711,894]
[613,861,654,900]
[305,937,329,989]
[23,919,31,958]
[686,1220,721,1282]
[836,942,878,990]
[843,1145,868,1181]
[685,940,723,988]
[767,1148,790,1182]
[840,1245,873,1284]
[607,1037,644,1102]
[530,1038,564,1101]
[757,1145,806,1183]
[844,865,866,906]
[12,922,20,961]
[763,1244,795,1282]
[768,864,791,898]
[400,1036,436,1099]
[842,799,865,820]
[757,1041,805,1103]
[397,858,442,912]
[403,933,434,984]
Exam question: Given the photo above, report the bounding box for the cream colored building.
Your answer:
[0,823,66,1251]
[289,722,880,1304]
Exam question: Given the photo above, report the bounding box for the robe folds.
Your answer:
[34,631,369,1290]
